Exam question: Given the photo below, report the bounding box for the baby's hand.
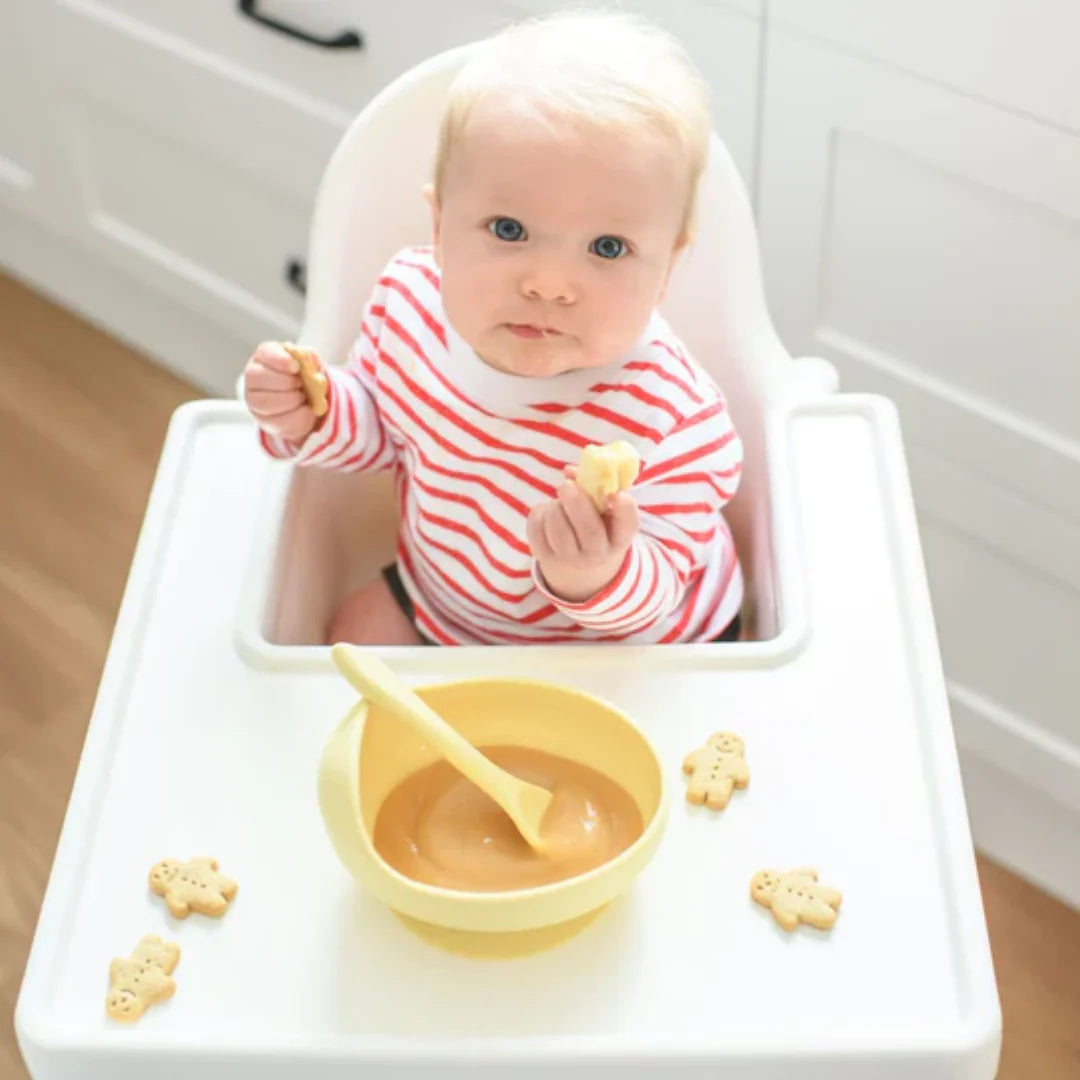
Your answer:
[243,342,320,443]
[526,472,639,604]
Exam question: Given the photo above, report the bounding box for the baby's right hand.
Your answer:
[243,341,319,443]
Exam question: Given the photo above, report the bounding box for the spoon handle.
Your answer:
[330,644,522,803]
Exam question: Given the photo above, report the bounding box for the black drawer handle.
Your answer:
[238,1,363,49]
[285,257,307,296]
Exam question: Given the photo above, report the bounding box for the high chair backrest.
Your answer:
[299,43,802,639]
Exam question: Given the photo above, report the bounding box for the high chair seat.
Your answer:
[18,42,1000,1080]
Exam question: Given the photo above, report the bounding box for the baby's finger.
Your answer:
[248,389,306,417]
[252,342,300,374]
[557,482,607,556]
[542,503,580,560]
[607,493,640,549]
[247,365,302,392]
[526,506,554,561]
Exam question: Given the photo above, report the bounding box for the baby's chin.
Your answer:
[478,335,620,379]
[500,354,580,378]
[487,354,590,379]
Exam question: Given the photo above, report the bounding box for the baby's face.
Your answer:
[429,98,690,378]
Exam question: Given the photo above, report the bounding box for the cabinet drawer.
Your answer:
[920,512,1080,754]
[48,0,348,342]
[0,5,48,219]
[769,0,1080,134]
[70,100,312,341]
[758,32,1080,517]
[60,0,523,119]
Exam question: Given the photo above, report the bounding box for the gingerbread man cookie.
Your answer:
[751,868,842,932]
[149,856,238,919]
[106,934,180,1023]
[283,342,328,418]
[682,732,749,810]
[575,441,641,511]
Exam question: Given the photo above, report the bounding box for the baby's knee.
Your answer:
[325,580,423,646]
[325,602,357,646]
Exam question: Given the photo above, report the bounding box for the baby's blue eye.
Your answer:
[590,235,627,260]
[489,217,526,242]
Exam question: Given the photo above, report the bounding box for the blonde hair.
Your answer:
[433,8,712,239]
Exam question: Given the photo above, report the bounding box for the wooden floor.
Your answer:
[1,271,1079,1078]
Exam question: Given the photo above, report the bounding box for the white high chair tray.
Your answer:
[16,400,1000,1080]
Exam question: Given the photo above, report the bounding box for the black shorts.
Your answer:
[381,562,435,645]
[381,563,742,645]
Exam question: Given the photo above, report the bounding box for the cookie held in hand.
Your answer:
[283,342,328,418]
[574,441,641,511]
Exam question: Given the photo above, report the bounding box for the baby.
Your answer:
[243,9,744,647]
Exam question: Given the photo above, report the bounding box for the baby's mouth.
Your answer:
[506,323,562,340]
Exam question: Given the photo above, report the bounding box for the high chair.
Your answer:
[16,43,1001,1080]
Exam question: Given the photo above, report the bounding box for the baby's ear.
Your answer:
[422,183,443,267]
[671,230,693,266]
[659,232,692,301]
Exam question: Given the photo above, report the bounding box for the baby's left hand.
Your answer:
[526,471,640,604]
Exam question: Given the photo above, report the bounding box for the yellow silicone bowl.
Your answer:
[318,677,668,951]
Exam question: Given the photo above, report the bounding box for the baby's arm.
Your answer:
[534,396,742,634]
[628,399,743,628]
[247,287,395,474]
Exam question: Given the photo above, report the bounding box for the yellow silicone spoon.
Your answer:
[330,644,555,852]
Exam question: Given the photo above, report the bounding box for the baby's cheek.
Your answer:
[441,287,482,343]
[597,293,646,348]
[591,324,639,367]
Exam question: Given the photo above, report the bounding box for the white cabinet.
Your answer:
[42,0,344,345]
[0,3,67,227]
[0,8,37,213]
[757,27,1080,907]
[769,0,1080,134]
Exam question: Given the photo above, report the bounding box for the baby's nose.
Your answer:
[520,259,576,304]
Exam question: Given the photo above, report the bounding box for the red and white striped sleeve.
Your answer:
[536,395,743,634]
[257,280,397,473]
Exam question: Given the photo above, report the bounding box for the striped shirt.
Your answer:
[260,247,743,645]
